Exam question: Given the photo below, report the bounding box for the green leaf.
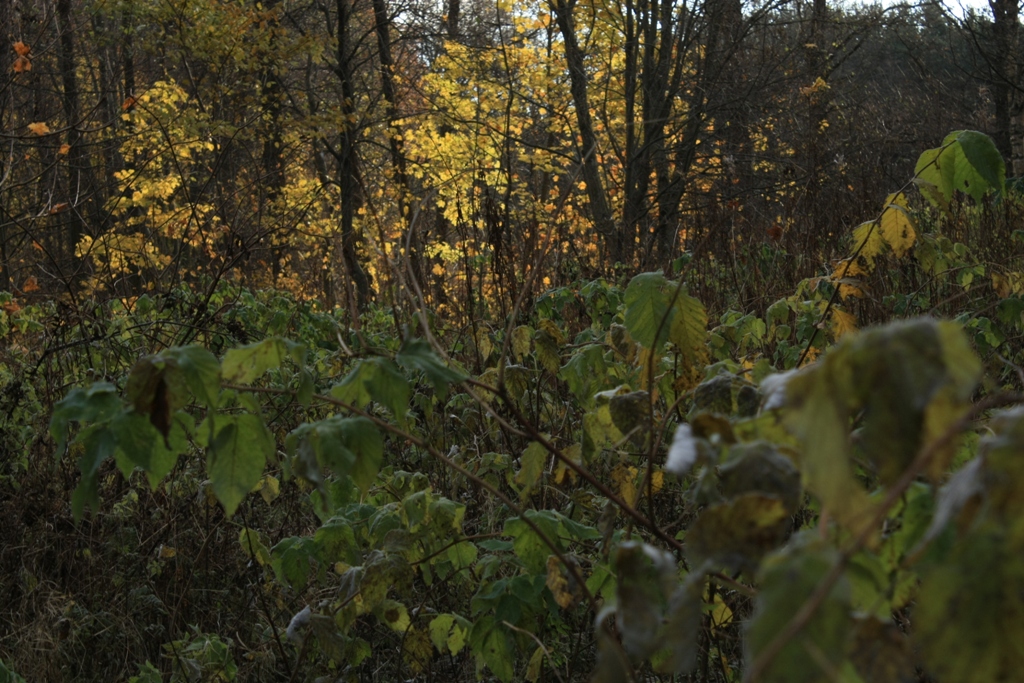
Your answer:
[916,131,1005,209]
[162,346,221,408]
[110,410,189,487]
[332,357,410,424]
[955,130,1005,198]
[71,425,117,521]
[396,338,466,397]
[208,413,273,516]
[50,382,121,456]
[719,441,802,513]
[286,416,384,494]
[314,517,360,566]
[916,527,1024,682]
[623,272,673,349]
[668,291,709,367]
[469,616,514,683]
[558,344,609,406]
[503,510,563,573]
[238,527,272,566]
[221,338,290,384]
[745,536,851,683]
[613,541,676,659]
[429,614,469,655]
[270,536,316,590]
[515,441,547,502]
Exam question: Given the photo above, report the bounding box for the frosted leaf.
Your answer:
[286,605,312,643]
[666,423,698,476]
[760,370,797,411]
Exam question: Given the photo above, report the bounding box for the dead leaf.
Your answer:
[58,143,70,155]
[49,203,69,214]
[13,56,31,73]
[2,300,21,314]
[122,95,137,111]
[21,276,39,293]
[27,122,50,136]
[13,41,31,56]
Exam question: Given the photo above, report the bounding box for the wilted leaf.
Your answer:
[27,122,50,136]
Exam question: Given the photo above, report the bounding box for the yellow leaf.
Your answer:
[650,469,664,495]
[545,556,574,608]
[525,646,545,682]
[993,272,1010,298]
[612,464,638,507]
[159,545,177,559]
[879,193,916,258]
[255,474,280,504]
[831,307,857,339]
[851,221,884,266]
[553,443,581,485]
[27,122,50,136]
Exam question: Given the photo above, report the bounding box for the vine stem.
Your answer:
[743,390,1024,682]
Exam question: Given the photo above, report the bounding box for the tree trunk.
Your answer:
[550,0,619,263]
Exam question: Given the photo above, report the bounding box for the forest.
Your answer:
[2,0,1024,679]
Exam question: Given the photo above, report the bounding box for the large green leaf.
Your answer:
[623,272,673,349]
[286,416,384,494]
[208,413,273,516]
[916,526,1024,682]
[745,535,851,683]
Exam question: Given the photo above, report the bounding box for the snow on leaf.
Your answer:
[665,423,698,476]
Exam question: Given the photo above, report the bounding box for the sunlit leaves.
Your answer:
[623,272,708,368]
[878,193,915,258]
[222,337,300,384]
